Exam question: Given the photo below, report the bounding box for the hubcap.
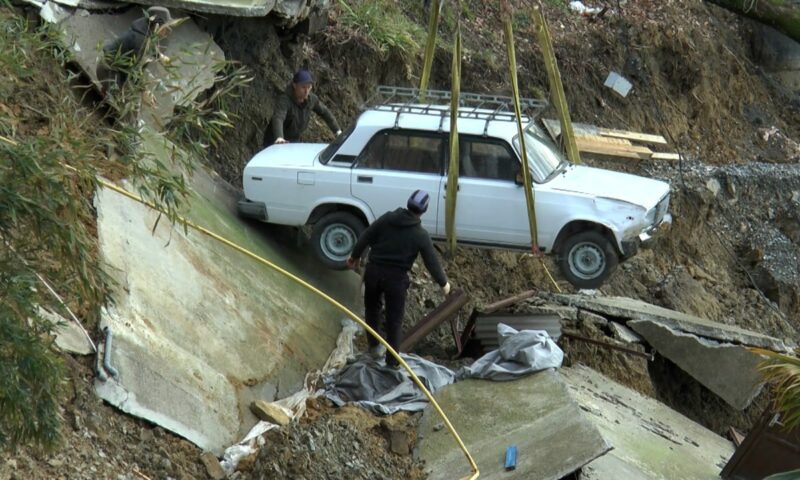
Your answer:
[320,224,356,261]
[568,241,605,280]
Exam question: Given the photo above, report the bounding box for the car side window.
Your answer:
[459,138,518,182]
[356,131,442,174]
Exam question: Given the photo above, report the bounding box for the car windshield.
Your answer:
[513,124,567,182]
[318,124,354,164]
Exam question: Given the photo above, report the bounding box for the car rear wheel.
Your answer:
[311,212,365,269]
[558,230,619,289]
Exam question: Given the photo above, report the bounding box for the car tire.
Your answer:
[558,230,619,289]
[311,212,366,270]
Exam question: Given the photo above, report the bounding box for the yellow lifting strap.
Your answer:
[419,0,441,100]
[531,4,581,164]
[502,4,539,250]
[504,3,563,293]
[445,22,462,255]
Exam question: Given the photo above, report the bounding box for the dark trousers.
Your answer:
[364,263,410,366]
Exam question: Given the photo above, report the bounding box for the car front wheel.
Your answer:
[311,212,365,270]
[558,230,619,289]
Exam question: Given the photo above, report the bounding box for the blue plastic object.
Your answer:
[505,445,517,471]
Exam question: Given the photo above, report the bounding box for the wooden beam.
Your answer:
[575,138,653,159]
[651,152,682,161]
[597,128,668,145]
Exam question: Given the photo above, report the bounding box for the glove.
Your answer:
[442,282,451,296]
[346,257,357,270]
[274,137,288,144]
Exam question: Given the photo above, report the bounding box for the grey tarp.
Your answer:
[324,354,456,415]
[458,323,564,381]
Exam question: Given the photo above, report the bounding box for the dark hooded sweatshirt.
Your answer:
[269,84,340,143]
[351,208,447,286]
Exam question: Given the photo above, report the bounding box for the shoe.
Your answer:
[369,344,386,359]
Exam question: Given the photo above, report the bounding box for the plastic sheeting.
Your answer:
[458,324,563,381]
[324,354,456,415]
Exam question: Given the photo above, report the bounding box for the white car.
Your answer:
[239,88,671,288]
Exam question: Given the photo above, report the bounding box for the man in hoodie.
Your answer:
[266,69,341,147]
[347,190,451,367]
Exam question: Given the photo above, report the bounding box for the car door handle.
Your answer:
[357,176,373,184]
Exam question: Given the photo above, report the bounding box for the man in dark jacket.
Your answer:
[267,70,341,146]
[347,190,451,367]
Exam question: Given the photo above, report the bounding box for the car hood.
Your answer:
[548,165,669,208]
[246,143,328,169]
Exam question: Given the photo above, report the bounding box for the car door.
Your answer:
[350,129,444,233]
[436,135,532,246]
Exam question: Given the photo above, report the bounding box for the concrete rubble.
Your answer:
[545,293,789,351]
[49,6,224,129]
[417,369,610,480]
[628,320,766,410]
[40,308,95,355]
[563,365,735,479]
[546,293,785,409]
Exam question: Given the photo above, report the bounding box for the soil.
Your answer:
[5,0,800,478]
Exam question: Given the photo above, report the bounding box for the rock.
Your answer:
[792,191,800,204]
[706,178,721,196]
[139,428,155,443]
[249,400,291,426]
[200,452,226,480]
[389,430,410,455]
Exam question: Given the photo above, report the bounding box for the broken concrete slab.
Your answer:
[53,8,223,128]
[562,365,735,480]
[121,0,277,17]
[39,308,94,355]
[577,308,608,327]
[94,133,358,454]
[628,320,765,410]
[545,293,789,351]
[609,321,642,344]
[417,370,610,479]
[137,17,225,129]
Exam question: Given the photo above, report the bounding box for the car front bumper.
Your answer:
[237,198,268,222]
[621,214,672,259]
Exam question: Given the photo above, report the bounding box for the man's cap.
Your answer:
[292,69,313,85]
[407,189,429,214]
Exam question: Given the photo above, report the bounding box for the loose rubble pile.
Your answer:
[243,401,425,480]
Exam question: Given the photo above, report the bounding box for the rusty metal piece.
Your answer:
[481,289,538,314]
[561,329,654,361]
[721,411,800,479]
[400,288,469,353]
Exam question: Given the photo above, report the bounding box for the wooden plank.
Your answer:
[577,134,633,147]
[598,128,668,145]
[651,152,682,160]
[575,138,653,159]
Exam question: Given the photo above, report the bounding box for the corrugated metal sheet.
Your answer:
[473,313,562,350]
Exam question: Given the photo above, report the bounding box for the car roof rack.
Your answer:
[364,85,549,134]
